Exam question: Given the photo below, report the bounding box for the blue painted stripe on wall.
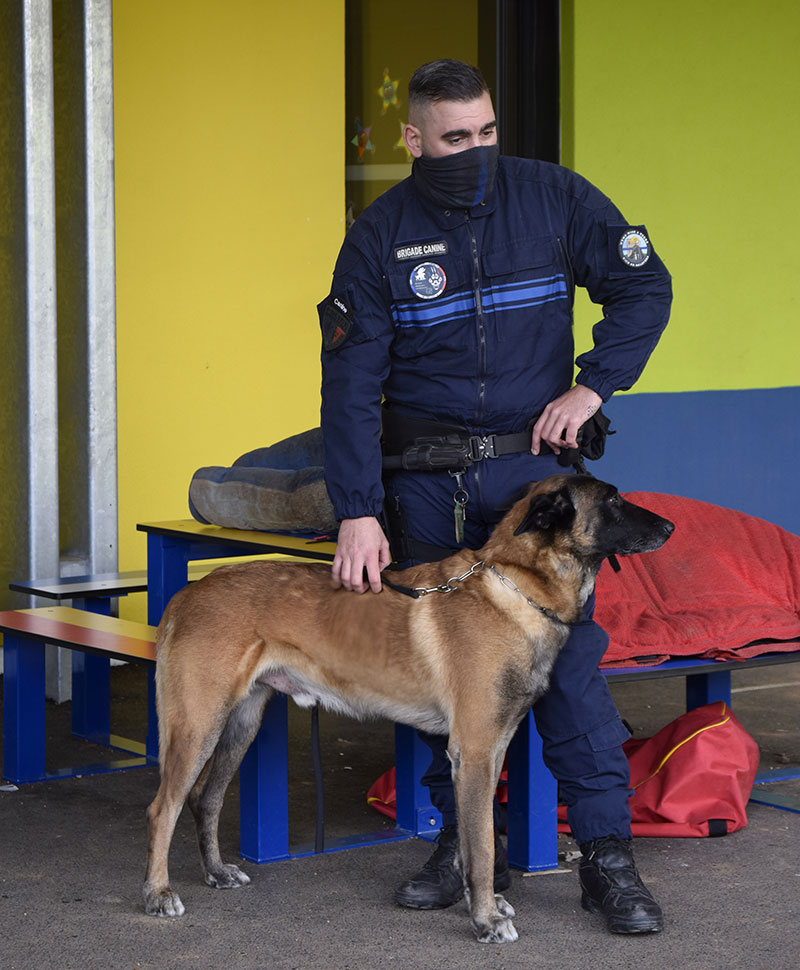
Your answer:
[593,387,800,536]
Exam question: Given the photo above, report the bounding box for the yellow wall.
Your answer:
[563,0,800,393]
[113,1,345,590]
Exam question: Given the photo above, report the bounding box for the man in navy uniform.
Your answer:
[318,59,671,934]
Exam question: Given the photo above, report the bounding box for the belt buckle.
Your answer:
[468,434,497,461]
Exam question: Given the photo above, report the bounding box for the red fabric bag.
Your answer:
[367,768,399,821]
[561,701,760,836]
[368,702,760,838]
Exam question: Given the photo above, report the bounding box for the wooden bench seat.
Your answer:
[0,607,157,783]
[8,563,219,606]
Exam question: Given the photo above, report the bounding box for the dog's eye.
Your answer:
[609,494,623,508]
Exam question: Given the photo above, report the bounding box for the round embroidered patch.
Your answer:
[618,230,651,268]
[409,262,447,300]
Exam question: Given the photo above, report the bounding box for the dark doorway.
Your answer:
[345,0,560,220]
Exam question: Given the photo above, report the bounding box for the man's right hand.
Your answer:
[332,516,392,594]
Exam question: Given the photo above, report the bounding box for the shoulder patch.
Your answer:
[321,296,353,352]
[618,229,650,267]
[609,224,652,270]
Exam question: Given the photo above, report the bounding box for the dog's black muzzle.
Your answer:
[614,499,674,556]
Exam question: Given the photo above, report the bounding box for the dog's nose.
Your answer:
[662,519,675,536]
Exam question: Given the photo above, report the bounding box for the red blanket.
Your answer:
[595,492,800,666]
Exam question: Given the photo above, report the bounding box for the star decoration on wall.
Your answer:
[351,118,374,161]
[377,68,400,114]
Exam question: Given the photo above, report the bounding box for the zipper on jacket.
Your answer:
[466,213,487,428]
[557,236,575,309]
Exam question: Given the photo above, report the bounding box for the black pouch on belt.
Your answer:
[576,409,614,460]
[541,408,614,467]
[381,409,472,472]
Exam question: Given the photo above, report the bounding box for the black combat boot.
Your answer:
[579,835,664,934]
[394,824,511,910]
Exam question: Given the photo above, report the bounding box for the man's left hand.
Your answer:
[531,385,603,456]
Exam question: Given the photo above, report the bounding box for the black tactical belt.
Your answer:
[381,408,543,472]
[380,405,612,473]
[465,429,532,460]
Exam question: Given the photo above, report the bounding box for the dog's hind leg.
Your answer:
[451,732,518,944]
[188,685,272,890]
[143,710,227,918]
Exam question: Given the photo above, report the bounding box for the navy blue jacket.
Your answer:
[319,156,672,521]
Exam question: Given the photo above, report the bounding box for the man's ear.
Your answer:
[513,486,575,535]
[403,123,423,158]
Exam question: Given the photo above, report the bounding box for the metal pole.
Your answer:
[84,0,118,575]
[23,0,61,594]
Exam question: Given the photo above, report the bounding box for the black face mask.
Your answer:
[413,144,499,209]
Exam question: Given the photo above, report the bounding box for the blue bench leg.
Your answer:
[146,533,192,762]
[394,723,442,837]
[239,692,290,862]
[3,634,46,783]
[71,652,111,743]
[506,709,559,871]
[71,596,112,743]
[686,670,732,710]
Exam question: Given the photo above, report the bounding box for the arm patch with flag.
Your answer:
[320,295,353,352]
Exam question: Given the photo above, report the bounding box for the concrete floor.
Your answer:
[1,661,799,970]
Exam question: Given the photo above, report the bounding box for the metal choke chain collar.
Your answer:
[485,565,565,623]
[412,559,486,595]
[412,560,566,623]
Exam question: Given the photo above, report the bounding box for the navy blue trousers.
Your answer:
[386,452,633,844]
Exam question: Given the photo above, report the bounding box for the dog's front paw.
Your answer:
[204,863,251,890]
[144,888,185,918]
[473,913,519,944]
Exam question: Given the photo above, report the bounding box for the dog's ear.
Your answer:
[513,486,576,535]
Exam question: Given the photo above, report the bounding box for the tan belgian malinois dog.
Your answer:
[143,474,673,943]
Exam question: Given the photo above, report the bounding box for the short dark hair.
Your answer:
[408,59,490,114]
